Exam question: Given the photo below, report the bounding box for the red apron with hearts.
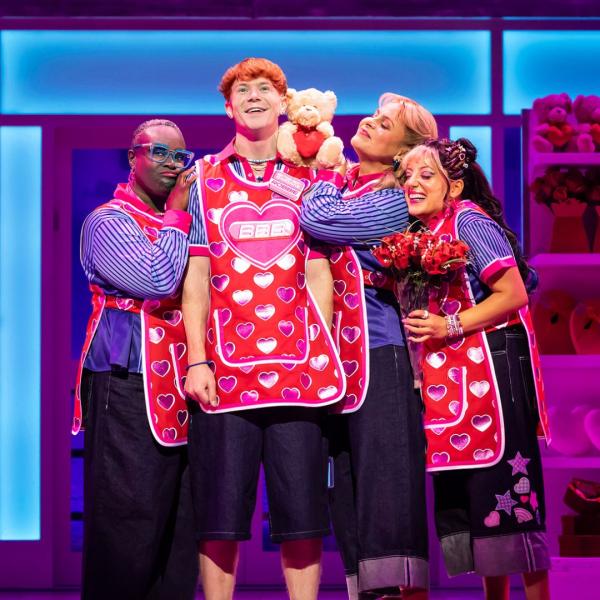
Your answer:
[327,180,381,414]
[197,157,348,412]
[422,201,549,472]
[72,191,189,446]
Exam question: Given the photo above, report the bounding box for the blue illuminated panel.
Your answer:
[1,30,490,115]
[504,31,600,115]
[0,127,41,540]
[449,126,492,184]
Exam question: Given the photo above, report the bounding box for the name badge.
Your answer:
[269,170,306,201]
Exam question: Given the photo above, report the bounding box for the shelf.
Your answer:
[543,456,600,469]
[529,254,600,297]
[541,355,600,369]
[531,254,600,268]
[531,153,600,170]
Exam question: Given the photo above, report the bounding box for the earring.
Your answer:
[127,167,136,192]
[392,159,400,171]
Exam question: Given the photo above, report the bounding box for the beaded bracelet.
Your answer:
[445,314,464,339]
[186,360,214,371]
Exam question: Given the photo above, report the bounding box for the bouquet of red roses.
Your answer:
[372,230,469,277]
[372,230,470,385]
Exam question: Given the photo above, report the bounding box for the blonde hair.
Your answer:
[402,144,449,186]
[376,93,438,189]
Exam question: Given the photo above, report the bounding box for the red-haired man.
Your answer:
[182,58,344,600]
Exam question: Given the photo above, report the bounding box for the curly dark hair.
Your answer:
[426,137,533,287]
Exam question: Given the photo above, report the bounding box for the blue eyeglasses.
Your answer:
[133,143,195,168]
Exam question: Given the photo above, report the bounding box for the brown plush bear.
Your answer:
[277,88,344,168]
[573,94,600,153]
[531,93,574,152]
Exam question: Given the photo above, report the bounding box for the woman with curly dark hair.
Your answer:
[402,138,551,600]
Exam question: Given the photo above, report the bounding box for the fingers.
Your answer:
[407,309,428,319]
[178,166,197,187]
[408,334,431,343]
[204,375,217,407]
[403,317,430,331]
[184,367,218,407]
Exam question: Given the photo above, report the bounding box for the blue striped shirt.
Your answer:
[456,209,516,302]
[81,196,193,373]
[81,208,191,299]
[300,181,408,244]
[300,180,408,349]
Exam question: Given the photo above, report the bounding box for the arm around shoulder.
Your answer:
[182,256,217,407]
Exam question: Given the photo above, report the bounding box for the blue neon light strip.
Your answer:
[0,126,41,540]
[449,126,492,184]
[504,31,600,115]
[0,30,490,115]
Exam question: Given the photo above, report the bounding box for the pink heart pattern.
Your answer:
[152,360,171,377]
[427,384,447,402]
[211,274,230,292]
[149,327,165,344]
[484,511,500,527]
[426,352,446,369]
[218,376,237,393]
[341,326,360,343]
[236,322,255,339]
[157,393,175,411]
[450,433,471,451]
[309,354,329,371]
[220,200,300,268]
[206,177,225,192]
[278,320,294,337]
[471,414,492,432]
[282,387,301,402]
[241,390,259,403]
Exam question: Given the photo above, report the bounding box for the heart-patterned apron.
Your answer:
[422,201,550,472]
[73,189,189,446]
[198,156,356,412]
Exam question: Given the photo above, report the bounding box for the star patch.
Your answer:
[507,451,530,476]
[495,490,518,515]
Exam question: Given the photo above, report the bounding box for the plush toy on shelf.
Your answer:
[531,93,574,152]
[570,300,600,354]
[573,94,600,153]
[277,87,344,169]
[531,289,577,354]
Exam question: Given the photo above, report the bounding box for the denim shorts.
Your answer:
[433,326,550,577]
[187,404,330,543]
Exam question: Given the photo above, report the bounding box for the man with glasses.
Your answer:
[182,58,346,600]
[74,119,199,599]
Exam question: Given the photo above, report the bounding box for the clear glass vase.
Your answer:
[396,278,431,389]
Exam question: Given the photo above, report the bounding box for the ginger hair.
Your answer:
[218,57,287,100]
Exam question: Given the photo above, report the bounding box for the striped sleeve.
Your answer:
[81,208,190,300]
[300,181,409,245]
[457,209,517,284]
[188,181,209,256]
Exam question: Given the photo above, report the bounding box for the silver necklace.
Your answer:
[246,156,276,164]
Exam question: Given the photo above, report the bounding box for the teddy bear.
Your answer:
[531,93,574,152]
[277,87,344,168]
[573,94,600,152]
